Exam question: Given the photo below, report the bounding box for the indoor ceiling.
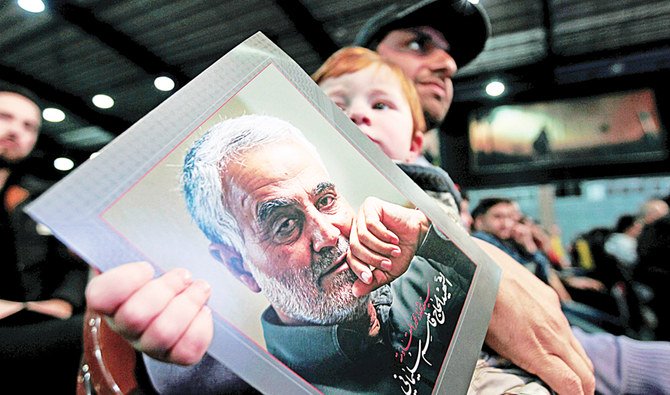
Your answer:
[2,0,669,180]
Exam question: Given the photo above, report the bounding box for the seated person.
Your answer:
[636,213,670,341]
[604,214,643,272]
[471,198,606,301]
[1,85,89,393]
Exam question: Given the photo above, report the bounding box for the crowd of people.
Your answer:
[465,194,670,340]
[4,0,670,394]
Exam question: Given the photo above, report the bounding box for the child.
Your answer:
[313,47,552,395]
[313,46,426,164]
[313,47,465,228]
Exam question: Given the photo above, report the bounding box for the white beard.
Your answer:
[247,237,370,325]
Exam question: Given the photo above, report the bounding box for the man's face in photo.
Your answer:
[0,92,41,165]
[224,139,369,324]
[376,27,457,127]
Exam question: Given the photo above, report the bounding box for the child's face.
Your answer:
[319,65,422,162]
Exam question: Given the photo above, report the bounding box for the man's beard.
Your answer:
[248,237,370,325]
[0,152,27,171]
[424,110,442,131]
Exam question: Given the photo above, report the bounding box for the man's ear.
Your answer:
[473,217,482,231]
[209,243,261,293]
[407,130,424,162]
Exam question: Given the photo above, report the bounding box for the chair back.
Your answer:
[76,309,139,395]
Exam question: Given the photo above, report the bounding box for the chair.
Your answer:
[76,308,139,395]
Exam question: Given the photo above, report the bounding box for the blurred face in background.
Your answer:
[0,92,41,165]
[474,201,517,240]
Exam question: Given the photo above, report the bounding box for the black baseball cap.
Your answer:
[353,0,491,68]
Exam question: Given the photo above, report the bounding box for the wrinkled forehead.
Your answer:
[223,139,331,202]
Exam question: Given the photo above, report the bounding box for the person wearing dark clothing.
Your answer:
[636,214,670,341]
[0,85,89,393]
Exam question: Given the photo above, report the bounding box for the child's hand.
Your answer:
[347,197,429,297]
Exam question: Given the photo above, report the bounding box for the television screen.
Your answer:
[468,89,667,174]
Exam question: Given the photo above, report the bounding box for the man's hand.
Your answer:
[85,262,214,365]
[347,197,429,297]
[511,222,539,254]
[24,299,73,319]
[0,299,25,320]
[476,239,596,395]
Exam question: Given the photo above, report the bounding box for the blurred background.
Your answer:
[2,0,669,243]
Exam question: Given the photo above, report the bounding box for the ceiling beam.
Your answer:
[0,63,131,133]
[275,0,339,61]
[51,0,191,85]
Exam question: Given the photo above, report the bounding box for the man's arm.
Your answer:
[476,239,596,395]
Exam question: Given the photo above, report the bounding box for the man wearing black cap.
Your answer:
[354,3,599,394]
[354,2,670,395]
[354,0,489,130]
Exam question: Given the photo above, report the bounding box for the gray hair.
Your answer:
[182,114,320,254]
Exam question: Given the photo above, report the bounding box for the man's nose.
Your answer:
[2,121,20,138]
[310,213,341,252]
[349,111,371,127]
[428,49,458,78]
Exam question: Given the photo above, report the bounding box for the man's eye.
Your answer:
[316,194,336,211]
[273,217,300,243]
[372,102,390,110]
[406,36,429,53]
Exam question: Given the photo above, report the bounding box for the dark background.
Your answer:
[2,0,669,187]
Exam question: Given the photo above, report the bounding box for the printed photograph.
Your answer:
[27,33,496,395]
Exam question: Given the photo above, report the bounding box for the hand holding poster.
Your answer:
[26,33,500,394]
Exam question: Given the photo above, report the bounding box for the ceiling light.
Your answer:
[17,0,45,13]
[485,81,506,97]
[468,0,480,4]
[90,152,100,159]
[35,223,52,236]
[154,76,175,92]
[54,157,75,171]
[92,94,114,109]
[42,107,65,123]
[610,63,625,74]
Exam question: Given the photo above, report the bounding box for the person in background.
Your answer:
[0,84,89,393]
[471,198,604,300]
[604,214,643,270]
[470,196,670,393]
[636,213,670,341]
[638,198,669,226]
